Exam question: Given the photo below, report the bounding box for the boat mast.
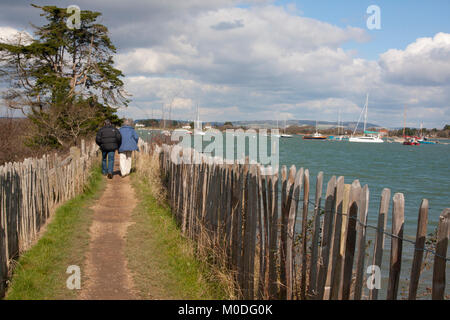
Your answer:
[363,93,369,133]
[403,105,406,137]
[195,103,202,130]
[352,93,368,136]
[337,109,341,135]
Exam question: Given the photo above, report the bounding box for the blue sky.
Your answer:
[274,0,450,60]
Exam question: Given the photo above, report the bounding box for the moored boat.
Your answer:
[328,135,349,141]
[403,136,420,145]
[349,131,384,143]
[303,120,327,140]
[349,94,384,144]
[418,140,436,145]
[303,132,327,140]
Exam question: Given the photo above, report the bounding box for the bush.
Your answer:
[0,117,49,165]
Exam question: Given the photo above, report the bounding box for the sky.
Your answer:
[0,0,450,128]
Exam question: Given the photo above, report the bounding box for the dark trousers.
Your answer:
[102,151,115,175]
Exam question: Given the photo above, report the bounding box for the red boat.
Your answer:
[403,136,420,145]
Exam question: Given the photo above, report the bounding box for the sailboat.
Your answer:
[268,119,281,138]
[349,94,384,143]
[328,109,348,141]
[280,119,293,138]
[303,121,327,140]
[401,106,420,146]
[193,103,205,136]
[417,122,436,144]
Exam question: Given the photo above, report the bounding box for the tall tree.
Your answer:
[0,4,128,147]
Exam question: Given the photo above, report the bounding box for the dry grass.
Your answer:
[129,150,236,299]
[4,166,105,300]
[134,149,166,203]
[0,117,49,165]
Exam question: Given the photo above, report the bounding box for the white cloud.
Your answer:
[0,26,31,44]
[380,32,450,86]
[1,1,449,128]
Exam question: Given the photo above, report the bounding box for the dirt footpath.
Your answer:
[79,156,137,300]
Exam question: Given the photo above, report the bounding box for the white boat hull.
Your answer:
[349,136,384,143]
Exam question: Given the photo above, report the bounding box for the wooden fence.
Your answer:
[151,143,449,300]
[0,140,99,297]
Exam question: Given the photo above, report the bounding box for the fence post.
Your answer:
[0,167,7,298]
[286,166,302,300]
[408,199,428,300]
[387,193,404,300]
[279,166,288,299]
[431,208,449,300]
[329,176,344,300]
[369,188,391,300]
[342,180,361,300]
[259,167,270,299]
[300,169,310,300]
[268,170,279,299]
[307,171,323,298]
[257,166,267,299]
[316,175,336,300]
[353,184,369,300]
[247,164,258,300]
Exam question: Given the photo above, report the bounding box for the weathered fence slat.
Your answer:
[150,143,449,301]
[369,188,391,300]
[387,193,405,300]
[353,184,369,300]
[408,199,428,300]
[329,176,345,300]
[431,208,449,300]
[307,172,323,298]
[300,169,310,300]
[0,140,96,298]
[342,180,361,300]
[285,166,301,300]
[278,166,289,299]
[267,170,279,299]
[256,166,266,300]
[316,175,336,300]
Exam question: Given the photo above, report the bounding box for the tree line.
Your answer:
[0,4,127,156]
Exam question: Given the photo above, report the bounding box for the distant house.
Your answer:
[135,123,145,128]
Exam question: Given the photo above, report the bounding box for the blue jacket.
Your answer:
[119,126,139,153]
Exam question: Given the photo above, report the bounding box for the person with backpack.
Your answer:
[96,119,122,179]
[118,119,139,177]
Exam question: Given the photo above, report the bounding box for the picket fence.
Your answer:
[0,140,99,297]
[151,143,449,300]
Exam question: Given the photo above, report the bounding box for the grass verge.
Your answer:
[4,165,105,300]
[127,155,228,299]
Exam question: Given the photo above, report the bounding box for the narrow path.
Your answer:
[79,155,137,300]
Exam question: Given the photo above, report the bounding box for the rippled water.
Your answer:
[279,136,449,233]
[279,136,449,298]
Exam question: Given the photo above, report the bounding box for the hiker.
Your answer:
[96,119,122,179]
[118,118,139,177]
